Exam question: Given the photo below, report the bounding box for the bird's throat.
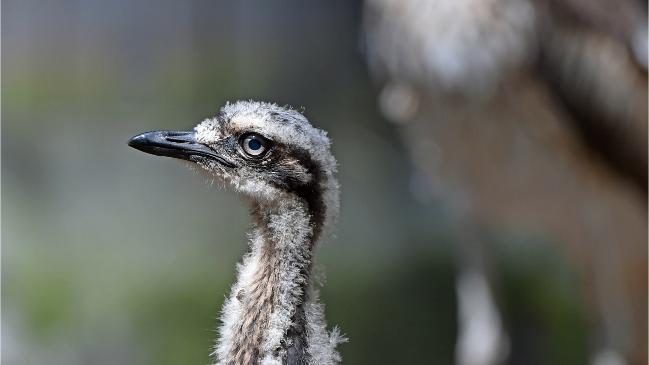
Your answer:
[217,196,320,364]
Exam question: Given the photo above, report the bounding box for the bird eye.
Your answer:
[240,133,269,157]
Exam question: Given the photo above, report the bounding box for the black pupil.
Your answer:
[248,138,262,151]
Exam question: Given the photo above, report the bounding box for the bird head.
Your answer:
[128,101,338,211]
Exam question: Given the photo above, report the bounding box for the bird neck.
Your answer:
[215,194,323,364]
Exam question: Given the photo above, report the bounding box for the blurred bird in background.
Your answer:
[363,0,647,365]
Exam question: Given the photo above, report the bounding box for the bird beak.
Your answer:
[128,130,236,167]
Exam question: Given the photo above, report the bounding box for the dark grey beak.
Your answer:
[128,130,236,167]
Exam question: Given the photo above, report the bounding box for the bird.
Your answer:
[128,100,345,365]
[364,0,646,363]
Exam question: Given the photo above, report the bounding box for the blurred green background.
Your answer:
[3,1,589,364]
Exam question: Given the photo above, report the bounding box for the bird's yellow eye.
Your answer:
[240,133,269,157]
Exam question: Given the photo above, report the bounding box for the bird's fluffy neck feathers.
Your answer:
[214,193,341,365]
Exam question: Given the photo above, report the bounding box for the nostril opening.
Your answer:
[166,137,193,144]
